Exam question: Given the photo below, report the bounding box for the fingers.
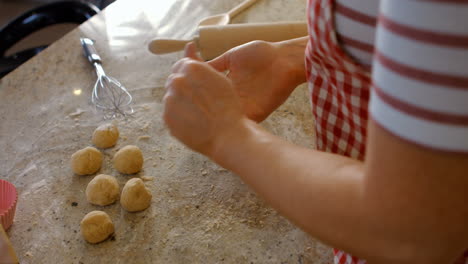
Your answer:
[170,57,228,86]
[164,73,178,94]
[169,59,203,84]
[172,42,228,76]
[164,73,192,98]
[184,42,202,61]
[208,52,229,72]
[170,42,202,73]
[171,49,206,75]
[171,57,188,74]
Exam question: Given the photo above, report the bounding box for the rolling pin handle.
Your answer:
[148,39,193,54]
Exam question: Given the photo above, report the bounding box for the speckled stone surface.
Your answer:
[0,0,333,263]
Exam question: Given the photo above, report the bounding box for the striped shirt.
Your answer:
[335,0,468,152]
[308,1,468,263]
[335,0,378,67]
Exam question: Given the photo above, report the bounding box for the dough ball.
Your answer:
[113,145,143,174]
[71,147,102,175]
[92,123,119,149]
[80,211,114,244]
[120,178,152,212]
[86,174,120,206]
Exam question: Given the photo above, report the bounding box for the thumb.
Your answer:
[184,42,203,61]
[208,52,230,72]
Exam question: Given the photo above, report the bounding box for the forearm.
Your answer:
[210,118,467,263]
[210,118,370,256]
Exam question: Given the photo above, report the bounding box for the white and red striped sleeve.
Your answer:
[370,0,468,152]
[334,0,379,67]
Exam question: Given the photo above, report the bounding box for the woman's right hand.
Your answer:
[208,37,308,122]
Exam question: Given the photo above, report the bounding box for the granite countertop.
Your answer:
[0,0,332,262]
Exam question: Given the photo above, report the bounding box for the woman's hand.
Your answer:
[208,37,307,122]
[163,43,245,157]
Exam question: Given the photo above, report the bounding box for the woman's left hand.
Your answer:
[163,43,245,157]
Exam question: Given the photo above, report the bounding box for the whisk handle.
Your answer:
[80,38,101,64]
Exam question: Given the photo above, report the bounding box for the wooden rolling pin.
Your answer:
[148,21,308,60]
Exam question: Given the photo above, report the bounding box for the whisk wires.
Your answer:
[91,62,133,119]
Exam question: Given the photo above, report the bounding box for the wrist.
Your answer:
[275,36,308,86]
[208,117,259,167]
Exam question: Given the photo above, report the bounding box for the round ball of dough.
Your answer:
[71,147,102,175]
[120,178,152,212]
[113,145,143,174]
[92,123,119,149]
[80,211,114,244]
[86,174,120,206]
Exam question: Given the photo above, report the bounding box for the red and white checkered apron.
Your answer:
[305,0,370,262]
[305,0,370,162]
[305,1,468,263]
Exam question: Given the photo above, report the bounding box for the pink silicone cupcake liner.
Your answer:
[0,180,18,230]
